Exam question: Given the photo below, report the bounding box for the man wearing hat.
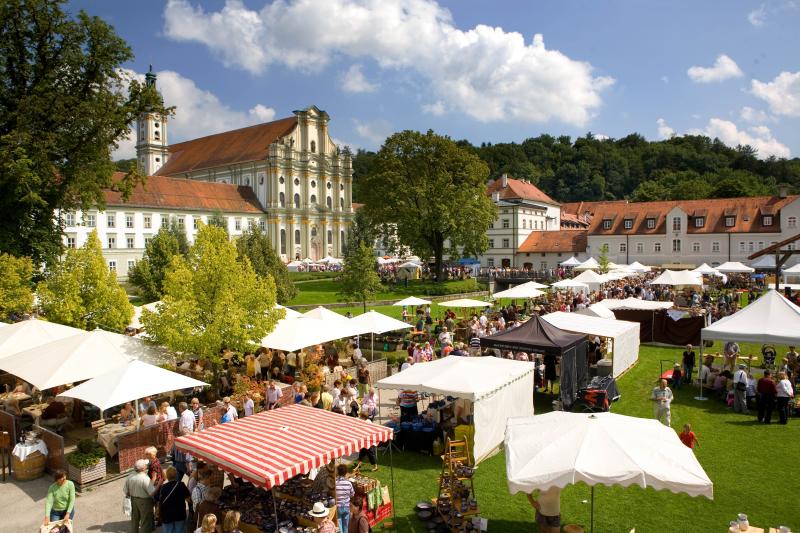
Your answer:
[732,363,749,414]
[309,501,335,532]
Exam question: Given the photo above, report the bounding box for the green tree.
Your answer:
[128,226,185,301]
[37,231,133,330]
[142,224,280,367]
[597,243,610,274]
[362,130,497,281]
[338,242,382,313]
[0,253,34,320]
[236,226,297,304]
[0,0,172,265]
[207,210,228,233]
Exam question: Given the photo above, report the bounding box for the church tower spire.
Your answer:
[136,66,169,176]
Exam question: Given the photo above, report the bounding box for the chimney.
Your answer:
[501,173,508,188]
[778,184,788,199]
[491,192,500,202]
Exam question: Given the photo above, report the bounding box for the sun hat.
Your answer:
[738,363,747,369]
[309,501,329,517]
[674,362,680,368]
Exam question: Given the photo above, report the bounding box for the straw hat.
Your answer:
[309,501,329,517]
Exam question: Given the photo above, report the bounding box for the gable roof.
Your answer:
[104,173,264,214]
[157,116,298,176]
[487,176,558,205]
[518,230,587,254]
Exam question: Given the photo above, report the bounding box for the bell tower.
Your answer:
[135,66,169,175]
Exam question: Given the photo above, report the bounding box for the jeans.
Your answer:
[338,505,351,533]
[777,396,790,424]
[758,394,775,424]
[161,520,185,533]
[683,364,694,384]
[49,509,75,522]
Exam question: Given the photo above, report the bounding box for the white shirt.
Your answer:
[179,409,195,434]
[166,406,178,420]
[400,362,410,372]
[537,487,561,516]
[777,379,794,398]
[733,369,748,385]
[225,404,239,420]
[244,398,254,417]
[354,347,363,360]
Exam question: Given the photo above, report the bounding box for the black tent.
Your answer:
[480,315,589,409]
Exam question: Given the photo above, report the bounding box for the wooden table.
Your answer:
[21,403,49,425]
[96,423,137,456]
[0,392,31,405]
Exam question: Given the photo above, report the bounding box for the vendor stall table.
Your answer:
[22,403,49,426]
[0,391,31,406]
[96,423,136,456]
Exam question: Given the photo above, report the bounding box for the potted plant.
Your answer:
[66,439,106,484]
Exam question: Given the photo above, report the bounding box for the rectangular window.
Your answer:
[789,243,797,251]
[762,215,773,226]
[126,236,135,249]
[488,239,495,248]
[694,217,704,228]
[748,242,754,252]
[487,258,495,267]
[692,242,701,252]
[66,236,76,249]
[646,218,655,229]
[602,219,611,230]
[160,214,168,227]
[108,260,116,273]
[64,212,75,226]
[145,237,152,246]
[672,239,681,252]
[143,215,152,229]
[619,243,627,253]
[86,213,96,227]
[624,219,633,230]
[725,216,735,227]
[739,242,746,252]
[789,216,797,229]
[672,217,681,231]
[758,241,764,250]
[107,236,116,249]
[177,217,185,229]
[502,238,510,248]
[259,219,266,231]
[712,241,720,253]
[502,219,510,229]
[636,242,643,253]
[107,213,116,228]
[654,242,662,253]
[540,261,547,270]
[127,260,135,271]
[125,214,134,228]
[235,218,242,231]
[193,218,199,230]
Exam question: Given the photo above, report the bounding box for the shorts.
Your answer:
[536,510,561,528]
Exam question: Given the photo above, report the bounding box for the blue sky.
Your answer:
[68,0,800,159]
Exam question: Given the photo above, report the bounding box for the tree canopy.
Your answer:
[0,0,170,265]
[361,130,497,280]
[128,224,187,302]
[142,224,281,366]
[37,231,133,331]
[236,226,297,304]
[0,253,34,321]
[338,241,382,313]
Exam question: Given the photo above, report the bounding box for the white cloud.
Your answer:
[163,0,614,126]
[687,54,743,83]
[690,118,790,159]
[656,118,675,139]
[422,101,446,116]
[739,106,772,124]
[341,64,379,93]
[751,71,800,117]
[354,119,392,147]
[113,68,277,159]
[748,4,767,26]
[594,133,610,141]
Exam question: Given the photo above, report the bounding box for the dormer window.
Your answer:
[725,216,735,227]
[646,218,655,229]
[694,217,704,228]
[602,219,612,230]
[623,219,633,230]
[762,215,773,226]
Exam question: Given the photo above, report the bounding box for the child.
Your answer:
[671,363,683,389]
[679,423,698,450]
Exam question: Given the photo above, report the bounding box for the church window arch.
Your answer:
[295,229,301,244]
[293,193,300,208]
[311,227,318,237]
[310,140,316,153]
[311,180,316,188]
[294,178,300,186]
[327,182,332,190]
[310,194,317,204]
[280,229,286,254]
[279,192,285,207]
[327,230,332,243]
[327,196,332,208]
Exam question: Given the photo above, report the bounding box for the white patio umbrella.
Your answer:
[492,282,546,300]
[574,257,600,271]
[349,311,412,361]
[303,306,353,324]
[560,256,582,267]
[750,255,776,269]
[0,319,82,360]
[650,269,703,287]
[573,270,607,285]
[275,304,302,319]
[129,300,163,330]
[550,279,590,292]
[438,298,492,308]
[627,261,650,272]
[319,256,342,264]
[260,317,353,352]
[58,360,208,412]
[715,261,755,273]
[398,261,421,269]
[691,263,718,275]
[393,296,432,307]
[505,412,713,532]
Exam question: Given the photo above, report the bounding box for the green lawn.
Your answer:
[287,278,484,306]
[364,342,800,532]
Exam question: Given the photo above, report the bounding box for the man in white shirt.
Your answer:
[400,356,413,372]
[438,327,452,346]
[243,392,255,417]
[650,379,673,427]
[732,364,749,414]
[266,380,282,409]
[223,397,239,421]
[526,487,560,533]
[177,402,195,435]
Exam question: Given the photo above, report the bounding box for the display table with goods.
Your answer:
[95,423,136,456]
[175,404,396,531]
[434,439,482,532]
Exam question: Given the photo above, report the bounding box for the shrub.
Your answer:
[66,439,104,469]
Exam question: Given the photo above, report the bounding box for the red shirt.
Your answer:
[679,431,697,449]
[757,377,778,396]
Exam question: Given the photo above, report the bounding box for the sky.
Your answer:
[67,0,800,160]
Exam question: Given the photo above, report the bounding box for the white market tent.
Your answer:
[303,306,352,325]
[749,255,776,269]
[286,260,304,272]
[572,270,607,291]
[260,317,352,352]
[542,312,640,377]
[627,261,651,272]
[398,261,421,269]
[574,257,600,271]
[550,279,590,292]
[438,298,492,308]
[492,282,546,300]
[702,289,800,346]
[560,256,582,267]
[650,269,703,287]
[597,298,673,311]
[376,357,534,463]
[783,263,800,274]
[319,256,343,264]
[349,311,411,335]
[505,412,713,530]
[59,360,208,412]
[275,304,303,319]
[0,319,81,360]
[393,296,432,307]
[577,303,616,320]
[691,263,718,275]
[715,261,755,273]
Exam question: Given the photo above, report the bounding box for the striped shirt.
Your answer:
[469,337,481,348]
[335,477,354,508]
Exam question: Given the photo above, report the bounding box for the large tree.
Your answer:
[361,130,497,280]
[142,224,281,367]
[236,226,297,304]
[0,253,34,320]
[128,224,186,301]
[0,0,170,265]
[37,231,133,330]
[338,241,382,313]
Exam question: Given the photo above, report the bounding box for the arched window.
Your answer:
[280,229,286,254]
[340,198,344,209]
[327,230,332,243]
[310,140,316,153]
[279,192,285,207]
[294,229,301,244]
[279,176,285,184]
[294,178,300,186]
[311,180,316,188]
[311,227,317,237]
[154,131,160,140]
[327,182,332,190]
[326,196,332,208]
[310,194,317,204]
[340,230,345,249]
[294,193,300,208]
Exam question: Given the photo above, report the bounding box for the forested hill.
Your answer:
[352,133,800,204]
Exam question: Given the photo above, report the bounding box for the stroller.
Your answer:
[571,387,610,413]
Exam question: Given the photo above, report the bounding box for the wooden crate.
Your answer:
[67,457,106,485]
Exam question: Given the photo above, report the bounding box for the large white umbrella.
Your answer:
[750,255,776,269]
[303,306,352,324]
[550,279,590,292]
[260,317,351,352]
[275,304,303,319]
[715,261,755,273]
[59,360,208,412]
[627,261,651,272]
[560,256,582,267]
[650,269,703,287]
[0,319,82,360]
[393,296,431,307]
[349,311,412,361]
[0,330,137,390]
[691,263,718,275]
[505,412,713,531]
[319,256,342,264]
[398,261,421,269]
[438,298,492,308]
[574,257,600,271]
[492,282,546,300]
[129,301,162,330]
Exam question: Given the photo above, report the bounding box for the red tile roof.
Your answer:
[158,116,298,175]
[487,176,558,205]
[561,196,799,235]
[105,173,264,213]
[517,230,587,253]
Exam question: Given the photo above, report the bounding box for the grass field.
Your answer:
[361,341,800,532]
[287,278,484,306]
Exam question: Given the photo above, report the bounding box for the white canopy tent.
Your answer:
[627,261,651,272]
[260,317,355,352]
[303,306,352,324]
[542,312,640,377]
[597,298,673,311]
[702,289,800,346]
[129,301,162,330]
[349,311,412,360]
[691,263,718,275]
[650,269,703,287]
[59,360,208,412]
[319,256,343,264]
[275,304,303,319]
[286,260,304,272]
[577,304,616,320]
[550,279,590,292]
[491,282,546,300]
[560,256,582,267]
[572,270,607,291]
[438,298,492,309]
[392,296,431,307]
[505,412,713,531]
[574,257,600,271]
[376,356,534,463]
[750,255,776,269]
[783,263,800,274]
[0,319,81,360]
[715,261,755,273]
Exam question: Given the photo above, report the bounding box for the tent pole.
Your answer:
[694,341,707,401]
[389,433,397,527]
[371,332,374,362]
[271,487,279,527]
[591,485,595,533]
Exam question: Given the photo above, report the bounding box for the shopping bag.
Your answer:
[122,496,132,518]
[40,519,73,533]
[381,485,391,505]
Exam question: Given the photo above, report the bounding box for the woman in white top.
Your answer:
[141,405,160,428]
[776,371,795,425]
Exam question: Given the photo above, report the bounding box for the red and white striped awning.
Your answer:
[175,404,393,489]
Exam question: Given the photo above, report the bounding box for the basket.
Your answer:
[13,450,46,481]
[68,457,106,485]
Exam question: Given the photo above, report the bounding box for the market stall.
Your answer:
[175,404,395,532]
[597,298,704,345]
[542,312,640,377]
[480,315,587,410]
[376,356,535,464]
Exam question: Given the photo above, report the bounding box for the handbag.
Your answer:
[122,496,132,518]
